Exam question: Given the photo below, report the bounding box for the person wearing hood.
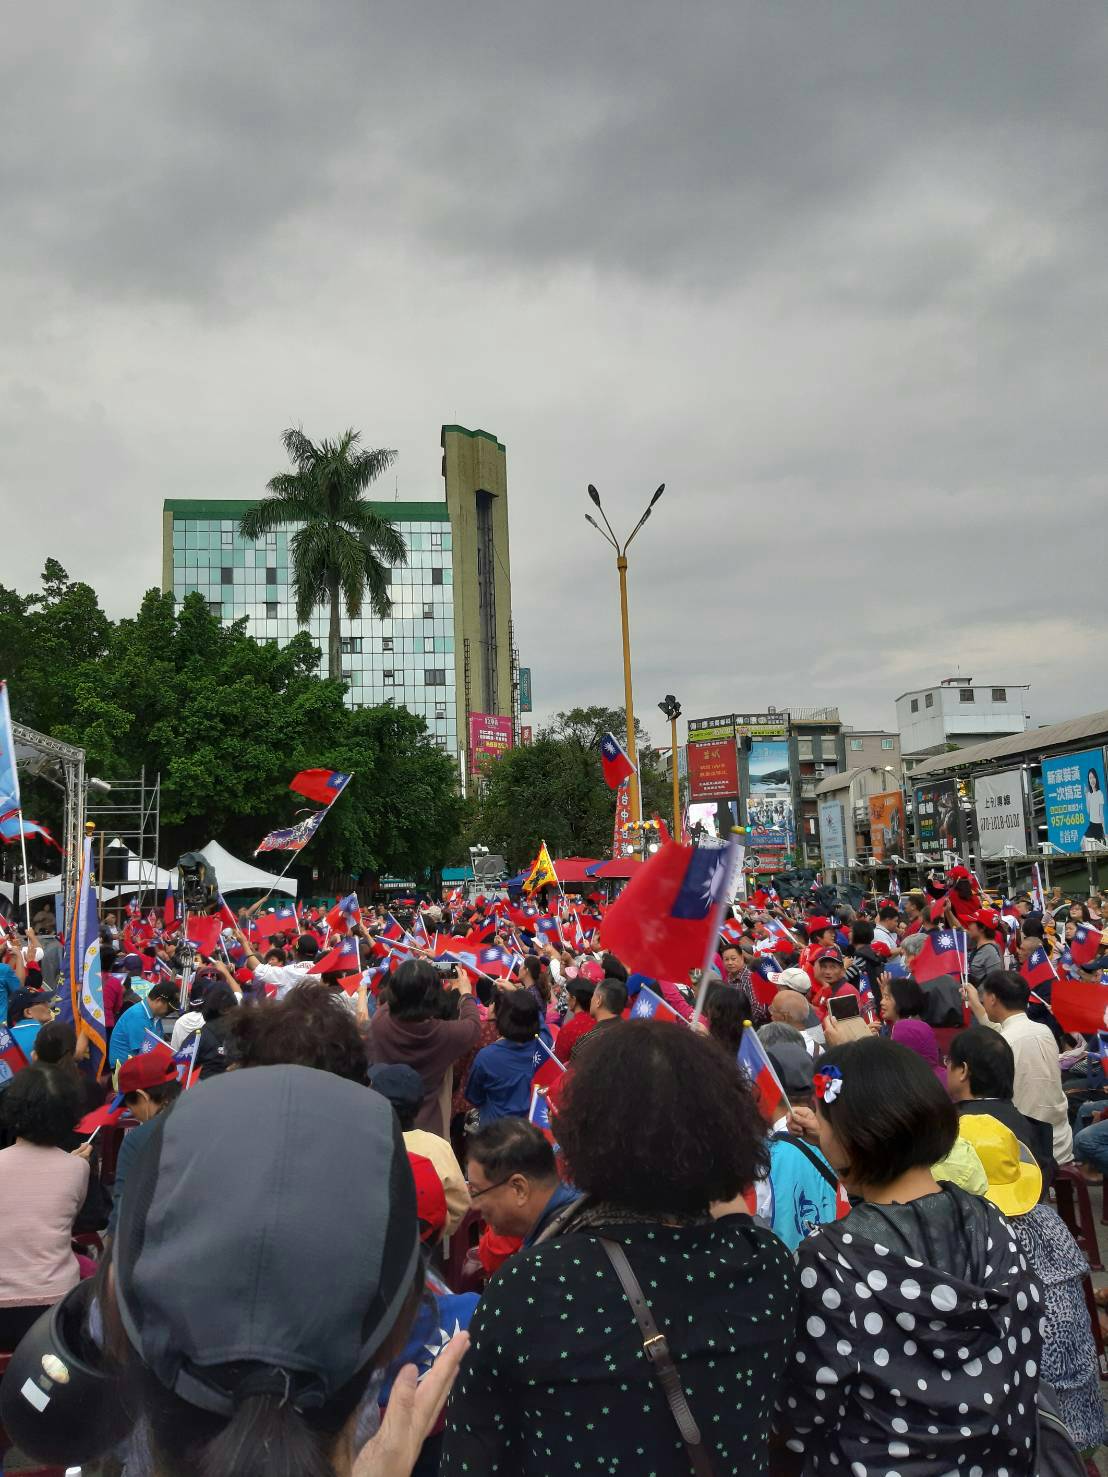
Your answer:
[878,974,947,1086]
[775,1037,1042,1476]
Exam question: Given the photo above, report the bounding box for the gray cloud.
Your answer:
[2,1,1106,751]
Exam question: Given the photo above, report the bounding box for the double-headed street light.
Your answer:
[585,481,666,825]
[658,694,682,843]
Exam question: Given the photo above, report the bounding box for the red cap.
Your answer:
[407,1152,448,1243]
[929,897,948,923]
[811,945,844,965]
[972,907,1000,931]
[870,941,892,960]
[117,1045,179,1094]
[580,960,605,984]
[805,916,834,937]
[949,865,973,883]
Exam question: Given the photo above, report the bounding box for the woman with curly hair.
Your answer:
[441,1021,796,1475]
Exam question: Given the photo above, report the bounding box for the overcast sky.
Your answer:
[4,3,1106,749]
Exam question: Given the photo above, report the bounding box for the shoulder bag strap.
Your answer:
[772,1131,841,1193]
[598,1237,717,1477]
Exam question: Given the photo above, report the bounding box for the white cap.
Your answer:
[777,966,812,997]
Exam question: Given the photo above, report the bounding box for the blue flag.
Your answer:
[62,837,108,1076]
[0,681,20,816]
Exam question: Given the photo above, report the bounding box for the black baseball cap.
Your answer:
[368,1063,424,1122]
[8,988,51,1024]
[114,1065,419,1417]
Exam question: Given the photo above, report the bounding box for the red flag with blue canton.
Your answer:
[1052,976,1108,1034]
[737,1030,788,1123]
[912,928,967,983]
[0,1025,28,1092]
[289,769,353,806]
[310,935,361,975]
[1070,924,1104,969]
[599,841,734,981]
[528,1086,559,1148]
[1020,946,1057,990]
[530,1035,565,1092]
[628,983,682,1024]
[599,731,635,791]
[325,893,360,932]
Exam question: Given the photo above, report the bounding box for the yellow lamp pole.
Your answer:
[586,482,665,826]
[658,694,682,840]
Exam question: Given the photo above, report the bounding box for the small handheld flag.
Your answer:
[737,1028,789,1123]
[628,983,682,1024]
[310,935,361,975]
[523,842,559,896]
[599,732,636,791]
[600,839,735,986]
[912,928,968,984]
[1069,923,1104,970]
[0,1025,28,1092]
[1019,946,1057,991]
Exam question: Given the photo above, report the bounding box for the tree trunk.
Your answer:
[328,578,342,681]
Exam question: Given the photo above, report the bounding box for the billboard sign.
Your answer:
[468,712,514,773]
[734,713,789,739]
[686,716,737,743]
[973,769,1028,859]
[1041,748,1108,853]
[913,779,964,858]
[868,791,906,864]
[818,800,847,869]
[518,667,532,712]
[686,738,740,803]
[520,725,533,746]
[746,736,795,854]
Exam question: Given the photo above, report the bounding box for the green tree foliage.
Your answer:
[239,428,407,681]
[0,564,462,884]
[468,705,674,869]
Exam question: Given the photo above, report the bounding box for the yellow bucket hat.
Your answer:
[957,1114,1042,1217]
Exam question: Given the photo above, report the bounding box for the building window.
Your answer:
[881,737,894,750]
[342,669,352,682]
[992,687,1007,702]
[221,566,233,585]
[435,707,447,720]
[221,529,233,546]
[341,637,363,655]
[431,567,444,586]
[425,669,447,686]
[430,532,442,550]
[265,567,277,586]
[424,636,435,653]
[910,698,919,713]
[207,601,222,618]
[924,693,934,709]
[959,688,975,703]
[849,738,863,751]
[265,602,278,619]
[423,603,434,620]
[383,671,396,685]
[382,637,393,652]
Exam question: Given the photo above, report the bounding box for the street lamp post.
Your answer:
[585,482,665,825]
[658,694,682,842]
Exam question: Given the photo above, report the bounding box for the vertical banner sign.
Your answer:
[518,668,532,713]
[520,725,533,746]
[973,769,1029,859]
[1041,748,1108,853]
[867,791,906,864]
[743,718,794,859]
[468,712,514,774]
[611,777,632,858]
[913,779,964,858]
[818,800,847,869]
[685,716,739,804]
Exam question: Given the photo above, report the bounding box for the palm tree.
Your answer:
[239,428,408,681]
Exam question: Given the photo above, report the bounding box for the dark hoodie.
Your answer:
[775,1183,1042,1475]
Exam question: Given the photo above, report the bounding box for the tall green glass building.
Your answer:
[161,425,514,770]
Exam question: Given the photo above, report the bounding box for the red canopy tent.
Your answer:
[550,856,602,884]
[587,856,644,881]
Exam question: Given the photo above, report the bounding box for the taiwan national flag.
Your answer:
[186,915,224,957]
[737,1030,788,1123]
[289,769,353,807]
[1070,924,1104,970]
[600,842,734,982]
[0,1026,28,1093]
[325,893,360,933]
[530,1035,565,1092]
[599,732,636,791]
[1020,946,1057,991]
[255,905,298,944]
[1052,976,1108,1035]
[528,1086,559,1149]
[749,957,784,1008]
[628,983,682,1024]
[310,935,361,975]
[912,928,967,983]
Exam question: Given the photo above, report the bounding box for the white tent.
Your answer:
[199,840,298,897]
[0,875,60,904]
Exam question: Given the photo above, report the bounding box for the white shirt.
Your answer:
[251,959,315,1000]
[991,1012,1073,1164]
[873,924,899,952]
[170,1010,204,1052]
[1088,787,1105,825]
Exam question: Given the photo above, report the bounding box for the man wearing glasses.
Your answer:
[466,1118,580,1250]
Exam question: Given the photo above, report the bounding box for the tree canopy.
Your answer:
[0,563,462,885]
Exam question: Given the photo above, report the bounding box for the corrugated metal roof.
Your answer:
[908,709,1108,778]
[814,766,871,796]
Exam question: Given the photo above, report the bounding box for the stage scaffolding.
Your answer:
[11,721,86,920]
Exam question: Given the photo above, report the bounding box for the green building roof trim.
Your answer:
[440,424,506,453]
[163,499,449,522]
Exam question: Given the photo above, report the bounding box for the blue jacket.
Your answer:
[0,961,19,1030]
[465,1032,551,1126]
[109,999,164,1067]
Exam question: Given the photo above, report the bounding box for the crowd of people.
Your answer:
[0,861,1106,1475]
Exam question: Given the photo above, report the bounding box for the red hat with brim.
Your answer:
[117,1047,179,1094]
[811,945,844,965]
[806,916,834,936]
[407,1152,448,1243]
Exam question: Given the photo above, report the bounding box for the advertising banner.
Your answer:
[973,769,1029,859]
[818,800,847,869]
[746,736,795,854]
[686,738,740,803]
[868,791,906,864]
[913,779,964,858]
[734,713,788,740]
[686,716,738,744]
[520,725,533,746]
[468,712,514,773]
[1041,748,1108,853]
[611,778,632,857]
[518,668,532,712]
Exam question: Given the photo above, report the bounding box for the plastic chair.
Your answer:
[1053,1165,1105,1272]
[0,1351,69,1474]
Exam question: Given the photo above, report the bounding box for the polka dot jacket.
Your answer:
[774,1183,1044,1476]
[440,1213,797,1476]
